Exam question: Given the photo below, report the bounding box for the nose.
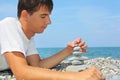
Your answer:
[46,16,51,25]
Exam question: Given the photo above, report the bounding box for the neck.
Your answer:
[19,18,35,39]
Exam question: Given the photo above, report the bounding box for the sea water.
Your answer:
[37,47,120,60]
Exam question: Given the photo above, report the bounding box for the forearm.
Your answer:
[16,65,73,80]
[38,46,74,68]
[5,52,73,80]
[20,66,102,80]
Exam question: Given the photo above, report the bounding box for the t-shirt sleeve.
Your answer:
[0,18,26,55]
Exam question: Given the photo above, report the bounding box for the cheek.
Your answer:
[31,18,40,26]
[28,16,44,28]
[27,17,34,25]
[38,19,45,26]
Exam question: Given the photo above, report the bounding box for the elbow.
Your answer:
[12,66,28,80]
[13,69,26,80]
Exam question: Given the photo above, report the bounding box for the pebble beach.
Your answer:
[52,57,120,80]
[0,57,120,80]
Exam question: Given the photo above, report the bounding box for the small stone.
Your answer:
[79,56,88,60]
[73,52,82,56]
[0,76,6,79]
[71,60,84,65]
[66,65,88,72]
[68,57,81,61]
[73,47,80,51]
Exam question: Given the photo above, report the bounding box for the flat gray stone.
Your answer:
[73,52,82,56]
[66,65,89,72]
[68,56,88,61]
[71,60,84,65]
[68,57,81,61]
[73,47,80,51]
[79,56,88,60]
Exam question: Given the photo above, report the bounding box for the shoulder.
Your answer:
[0,17,17,22]
[0,17,17,23]
[0,17,19,30]
[0,17,21,38]
[0,17,18,27]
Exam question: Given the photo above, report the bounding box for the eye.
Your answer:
[40,14,47,18]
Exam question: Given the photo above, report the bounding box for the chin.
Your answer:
[37,30,44,34]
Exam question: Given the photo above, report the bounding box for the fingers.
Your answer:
[78,41,87,48]
[74,38,81,44]
[67,38,88,52]
[67,38,82,48]
[80,48,88,52]
[74,38,87,47]
[88,66,103,80]
[74,38,88,52]
[67,42,75,48]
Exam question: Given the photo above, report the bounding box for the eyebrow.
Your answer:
[40,14,49,16]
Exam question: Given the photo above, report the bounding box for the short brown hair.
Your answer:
[17,0,53,18]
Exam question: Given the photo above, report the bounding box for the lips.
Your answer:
[42,25,47,29]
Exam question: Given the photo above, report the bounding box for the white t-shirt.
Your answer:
[0,17,38,71]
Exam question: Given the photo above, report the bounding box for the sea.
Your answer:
[37,47,120,60]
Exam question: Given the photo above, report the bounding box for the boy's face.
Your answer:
[26,6,51,33]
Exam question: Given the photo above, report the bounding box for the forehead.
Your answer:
[33,5,50,15]
[39,5,51,13]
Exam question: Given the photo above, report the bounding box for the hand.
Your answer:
[73,66,103,80]
[68,38,87,52]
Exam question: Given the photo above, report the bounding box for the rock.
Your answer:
[70,45,88,66]
[68,57,80,61]
[69,57,87,61]
[72,52,82,56]
[66,65,89,72]
[0,76,6,79]
[106,74,120,80]
[78,56,88,60]
[71,60,84,65]
[73,46,80,51]
[0,70,16,80]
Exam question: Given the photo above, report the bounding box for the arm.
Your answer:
[5,52,72,80]
[27,38,87,69]
[5,52,102,80]
[26,46,73,68]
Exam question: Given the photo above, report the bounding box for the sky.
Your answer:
[0,0,120,48]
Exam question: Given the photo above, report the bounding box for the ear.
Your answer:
[21,10,29,21]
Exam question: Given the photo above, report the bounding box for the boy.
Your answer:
[0,0,102,80]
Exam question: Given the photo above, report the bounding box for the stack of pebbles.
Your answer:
[65,45,89,72]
